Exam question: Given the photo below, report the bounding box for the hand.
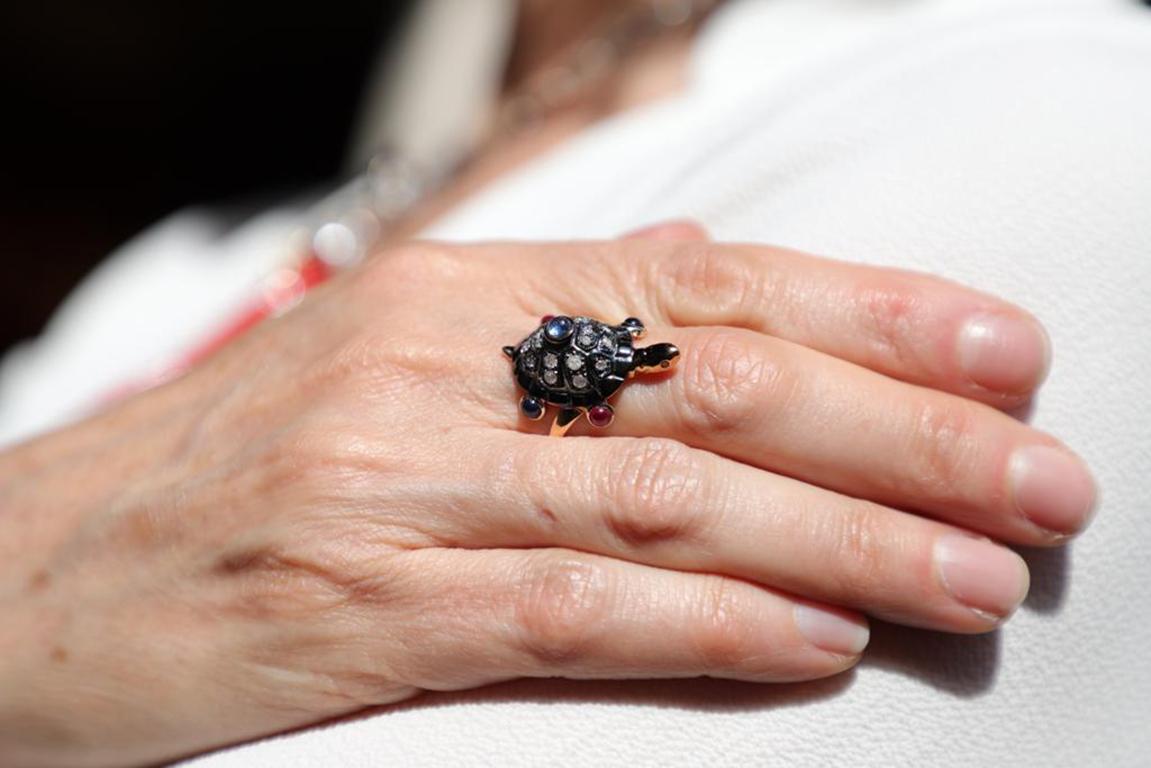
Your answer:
[0,234,1095,766]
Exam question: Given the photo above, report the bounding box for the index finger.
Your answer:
[530,240,1052,408]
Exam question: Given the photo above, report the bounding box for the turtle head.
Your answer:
[631,343,680,375]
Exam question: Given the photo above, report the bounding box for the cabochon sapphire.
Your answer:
[544,315,575,342]
[520,395,545,420]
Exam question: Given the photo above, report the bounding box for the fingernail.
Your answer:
[1009,445,1098,536]
[957,313,1051,395]
[934,533,1029,620]
[620,220,710,241]
[794,603,870,655]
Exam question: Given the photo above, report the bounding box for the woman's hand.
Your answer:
[0,236,1095,766]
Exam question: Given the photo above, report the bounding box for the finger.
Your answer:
[620,220,710,241]
[585,326,1095,544]
[641,242,1053,404]
[388,545,866,691]
[453,435,1029,633]
[532,241,1051,406]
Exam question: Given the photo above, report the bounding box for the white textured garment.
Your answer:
[6,0,1151,766]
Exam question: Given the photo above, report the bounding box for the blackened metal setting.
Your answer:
[503,315,680,437]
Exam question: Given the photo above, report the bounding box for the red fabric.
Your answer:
[104,255,332,402]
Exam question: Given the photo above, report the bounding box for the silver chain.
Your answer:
[498,0,722,131]
[307,0,722,269]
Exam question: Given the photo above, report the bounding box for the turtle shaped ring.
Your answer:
[502,315,680,437]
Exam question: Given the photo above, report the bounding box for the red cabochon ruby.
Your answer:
[588,404,614,428]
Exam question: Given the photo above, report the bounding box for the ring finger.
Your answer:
[448,433,1029,633]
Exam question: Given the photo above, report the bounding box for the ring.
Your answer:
[503,315,680,437]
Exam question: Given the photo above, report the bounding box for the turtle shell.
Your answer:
[513,316,634,409]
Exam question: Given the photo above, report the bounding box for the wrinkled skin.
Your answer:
[0,236,1093,767]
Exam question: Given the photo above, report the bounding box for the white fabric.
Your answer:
[4,0,1151,765]
[0,208,304,443]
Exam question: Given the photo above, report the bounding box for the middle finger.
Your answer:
[567,325,1096,545]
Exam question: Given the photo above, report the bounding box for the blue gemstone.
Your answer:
[544,315,574,342]
[520,396,545,420]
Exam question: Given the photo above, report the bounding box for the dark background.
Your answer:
[0,1,414,352]
[5,1,1151,356]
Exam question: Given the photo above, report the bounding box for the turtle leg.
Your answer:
[502,346,517,359]
[519,395,546,421]
[550,408,583,437]
[621,317,647,339]
[586,403,615,428]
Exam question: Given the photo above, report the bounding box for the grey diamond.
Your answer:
[566,353,583,370]
[543,370,559,385]
[594,358,610,373]
[543,353,559,368]
[571,374,588,389]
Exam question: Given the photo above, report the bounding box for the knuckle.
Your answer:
[680,331,789,435]
[902,398,982,503]
[690,576,758,671]
[218,424,337,506]
[605,438,708,548]
[514,553,610,666]
[854,282,926,366]
[259,423,409,509]
[363,241,465,295]
[657,246,762,322]
[318,322,470,403]
[823,503,891,602]
[318,330,392,383]
[260,425,438,549]
[327,330,441,387]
